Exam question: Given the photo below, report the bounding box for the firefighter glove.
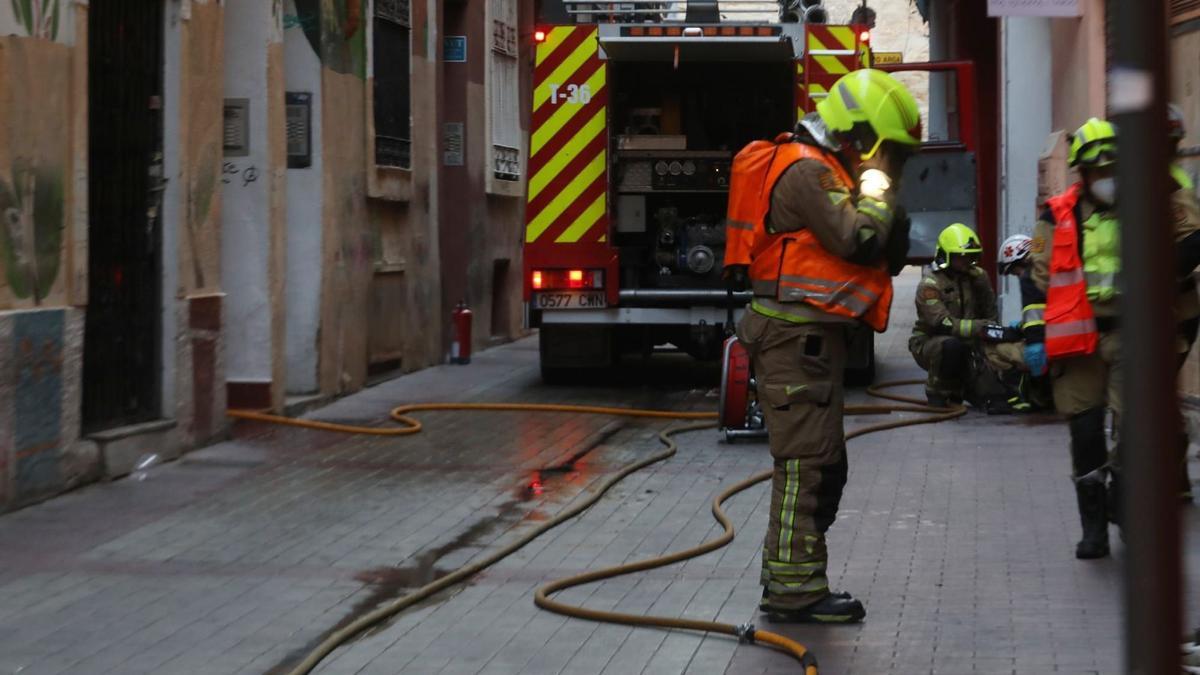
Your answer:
[724,264,749,292]
[859,168,892,200]
[885,206,911,276]
[1024,342,1048,376]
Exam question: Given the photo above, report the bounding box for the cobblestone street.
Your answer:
[2,271,1199,675]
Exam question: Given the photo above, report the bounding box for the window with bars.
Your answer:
[490,0,521,182]
[374,0,412,169]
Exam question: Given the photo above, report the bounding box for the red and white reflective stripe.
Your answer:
[1049,268,1086,288]
[1045,318,1098,341]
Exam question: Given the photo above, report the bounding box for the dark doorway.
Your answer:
[491,259,511,338]
[83,2,165,432]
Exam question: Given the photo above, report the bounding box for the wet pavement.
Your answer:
[1,268,1199,675]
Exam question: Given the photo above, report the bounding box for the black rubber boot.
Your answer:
[764,592,866,624]
[760,588,849,611]
[1074,480,1110,559]
[1107,469,1122,525]
[925,389,949,408]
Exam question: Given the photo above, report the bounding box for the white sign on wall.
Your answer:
[987,0,1081,17]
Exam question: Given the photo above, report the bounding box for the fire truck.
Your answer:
[523,1,981,389]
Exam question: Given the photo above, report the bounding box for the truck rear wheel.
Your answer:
[843,350,876,387]
[843,327,876,387]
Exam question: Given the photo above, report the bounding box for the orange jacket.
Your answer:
[724,134,793,269]
[726,137,893,332]
[1044,184,1099,360]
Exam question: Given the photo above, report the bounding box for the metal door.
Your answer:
[83,1,165,432]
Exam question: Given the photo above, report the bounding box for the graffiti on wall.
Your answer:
[13,309,63,499]
[0,160,65,305]
[290,0,366,78]
[9,0,61,41]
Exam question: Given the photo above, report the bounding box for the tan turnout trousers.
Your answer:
[737,309,848,610]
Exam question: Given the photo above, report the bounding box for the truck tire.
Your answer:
[843,327,876,387]
[843,350,876,387]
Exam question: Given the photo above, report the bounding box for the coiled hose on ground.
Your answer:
[227,379,964,675]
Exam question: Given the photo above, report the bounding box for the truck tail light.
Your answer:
[860,30,871,43]
[531,269,604,290]
[534,30,547,43]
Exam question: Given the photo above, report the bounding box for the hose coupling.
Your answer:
[734,622,756,644]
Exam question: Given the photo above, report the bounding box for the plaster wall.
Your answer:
[283,0,324,394]
[318,68,370,394]
[0,3,97,510]
[1049,0,1106,133]
[998,16,1052,323]
[221,0,275,388]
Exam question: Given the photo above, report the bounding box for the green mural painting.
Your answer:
[291,0,366,78]
[10,0,61,41]
[0,160,65,304]
[188,145,220,290]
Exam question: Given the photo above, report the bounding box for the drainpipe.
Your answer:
[1111,0,1181,671]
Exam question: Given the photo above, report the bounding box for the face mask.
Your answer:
[1089,177,1117,205]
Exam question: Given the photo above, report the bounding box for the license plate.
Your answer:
[533,291,607,310]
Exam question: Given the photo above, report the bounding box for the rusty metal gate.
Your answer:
[82,1,165,432]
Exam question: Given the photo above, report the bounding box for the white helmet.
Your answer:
[1169,103,1186,141]
[998,234,1033,275]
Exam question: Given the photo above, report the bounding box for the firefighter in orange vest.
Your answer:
[1022,119,1121,559]
[724,69,919,623]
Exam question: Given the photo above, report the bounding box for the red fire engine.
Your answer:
[523,1,981,400]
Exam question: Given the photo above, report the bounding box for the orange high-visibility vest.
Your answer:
[727,135,893,332]
[724,133,794,268]
[1044,184,1099,360]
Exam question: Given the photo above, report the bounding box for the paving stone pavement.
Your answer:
[2,268,1199,675]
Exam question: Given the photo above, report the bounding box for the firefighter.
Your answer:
[1169,103,1200,502]
[725,69,919,624]
[1021,118,1122,559]
[994,233,1054,411]
[908,224,1024,412]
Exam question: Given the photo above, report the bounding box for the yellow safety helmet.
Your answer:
[816,69,922,161]
[1068,118,1117,168]
[934,223,983,270]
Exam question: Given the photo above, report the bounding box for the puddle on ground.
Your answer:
[267,421,626,672]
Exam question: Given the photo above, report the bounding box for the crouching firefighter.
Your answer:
[723,69,919,623]
[909,223,1026,412]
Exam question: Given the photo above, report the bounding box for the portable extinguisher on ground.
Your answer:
[451,301,473,365]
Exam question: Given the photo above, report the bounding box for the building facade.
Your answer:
[0,0,533,511]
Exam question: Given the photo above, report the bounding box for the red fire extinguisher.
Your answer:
[451,301,473,365]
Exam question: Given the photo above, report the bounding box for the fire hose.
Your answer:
[227,379,964,675]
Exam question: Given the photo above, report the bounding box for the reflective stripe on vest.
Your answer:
[736,139,894,332]
[778,274,876,315]
[1045,318,1098,341]
[1044,184,1100,360]
[750,297,814,324]
[1022,303,1046,329]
